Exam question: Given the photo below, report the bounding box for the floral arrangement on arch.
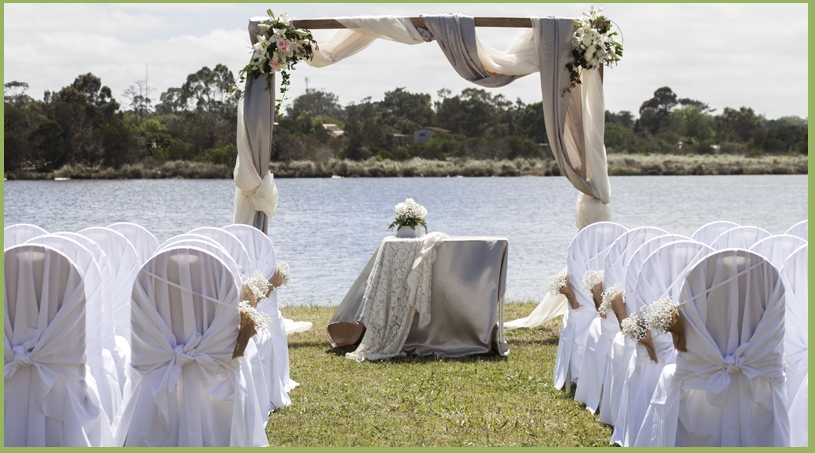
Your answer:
[232,9,318,112]
[388,198,428,234]
[564,6,623,95]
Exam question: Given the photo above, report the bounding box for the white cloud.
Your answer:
[3,3,807,119]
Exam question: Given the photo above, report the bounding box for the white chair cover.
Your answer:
[598,226,668,425]
[560,222,625,410]
[618,240,714,446]
[636,249,789,446]
[748,234,807,269]
[690,221,739,246]
[779,244,807,446]
[223,224,309,394]
[554,222,627,391]
[789,376,808,447]
[784,220,807,241]
[77,227,141,347]
[710,226,771,250]
[4,223,48,249]
[24,235,122,425]
[160,235,291,410]
[4,245,114,446]
[107,222,160,266]
[158,236,237,274]
[187,227,253,276]
[114,247,267,446]
[623,234,693,301]
[51,232,120,379]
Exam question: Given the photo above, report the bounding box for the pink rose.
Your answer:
[277,39,291,52]
[269,59,281,71]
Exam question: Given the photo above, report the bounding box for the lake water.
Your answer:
[4,175,807,306]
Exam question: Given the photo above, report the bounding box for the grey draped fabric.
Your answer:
[327,237,509,357]
[421,14,520,88]
[242,22,276,233]
[534,18,606,203]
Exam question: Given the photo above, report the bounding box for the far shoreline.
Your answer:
[4,153,807,180]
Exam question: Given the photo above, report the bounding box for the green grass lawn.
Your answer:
[273,302,612,446]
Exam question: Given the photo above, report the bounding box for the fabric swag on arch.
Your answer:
[237,14,612,230]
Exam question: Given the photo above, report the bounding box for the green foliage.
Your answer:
[3,69,808,176]
[196,143,238,169]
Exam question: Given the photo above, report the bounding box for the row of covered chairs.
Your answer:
[4,222,310,446]
[555,219,807,446]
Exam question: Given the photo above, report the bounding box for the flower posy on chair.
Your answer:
[388,198,428,238]
[564,6,623,95]
[232,9,318,111]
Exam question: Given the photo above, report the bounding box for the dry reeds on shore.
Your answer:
[3,154,807,180]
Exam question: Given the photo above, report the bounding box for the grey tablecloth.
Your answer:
[327,236,509,357]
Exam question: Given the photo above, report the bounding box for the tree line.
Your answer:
[4,64,807,174]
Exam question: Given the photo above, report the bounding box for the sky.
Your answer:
[3,3,808,120]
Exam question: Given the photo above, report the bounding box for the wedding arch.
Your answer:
[233,14,614,234]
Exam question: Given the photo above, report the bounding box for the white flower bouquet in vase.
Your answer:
[388,198,428,238]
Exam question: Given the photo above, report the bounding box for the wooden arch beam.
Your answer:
[291,17,534,29]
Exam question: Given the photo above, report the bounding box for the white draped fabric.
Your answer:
[233,91,279,231]
[3,223,48,250]
[785,220,807,241]
[187,227,253,276]
[114,247,267,446]
[52,231,123,389]
[346,232,447,361]
[107,222,160,265]
[779,244,807,446]
[618,241,714,446]
[4,224,48,249]
[709,226,771,250]
[4,245,114,446]
[504,288,567,330]
[554,221,627,391]
[636,249,789,446]
[77,227,141,348]
[222,224,305,396]
[748,234,807,269]
[570,222,628,411]
[24,235,122,426]
[598,226,668,425]
[270,14,612,227]
[623,234,693,300]
[156,239,289,410]
[690,221,739,246]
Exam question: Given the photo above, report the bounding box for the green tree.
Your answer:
[286,88,344,120]
[714,107,763,143]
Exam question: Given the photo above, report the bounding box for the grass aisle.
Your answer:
[274,302,612,446]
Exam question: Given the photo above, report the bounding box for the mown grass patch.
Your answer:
[274,302,612,446]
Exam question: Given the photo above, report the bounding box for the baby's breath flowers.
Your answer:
[548,270,568,297]
[599,283,621,317]
[239,300,272,336]
[243,271,271,301]
[275,262,292,287]
[645,296,677,336]
[620,310,648,342]
[582,269,604,292]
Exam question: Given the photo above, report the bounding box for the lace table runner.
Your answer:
[346,232,448,361]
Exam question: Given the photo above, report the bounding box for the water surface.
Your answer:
[4,175,807,306]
